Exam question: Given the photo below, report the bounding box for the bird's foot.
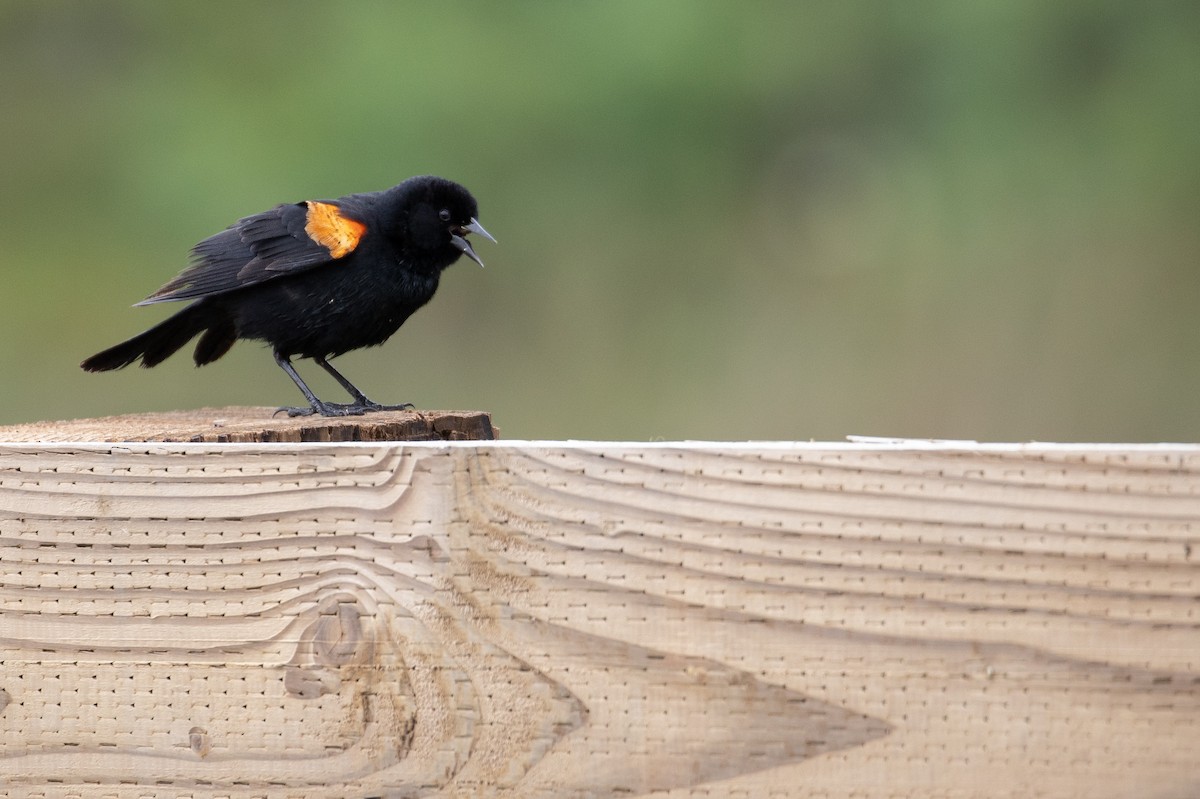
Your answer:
[273,400,415,418]
[356,399,416,412]
[273,401,369,418]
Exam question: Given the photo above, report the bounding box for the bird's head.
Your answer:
[390,176,496,271]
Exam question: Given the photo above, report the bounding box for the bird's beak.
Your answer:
[466,218,497,244]
[450,217,496,268]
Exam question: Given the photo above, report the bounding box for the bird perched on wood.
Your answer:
[81,176,494,417]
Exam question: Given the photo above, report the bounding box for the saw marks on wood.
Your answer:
[0,444,1197,798]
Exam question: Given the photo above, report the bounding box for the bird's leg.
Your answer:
[272,350,366,417]
[314,356,414,412]
[313,356,371,404]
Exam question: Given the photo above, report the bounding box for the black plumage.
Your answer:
[81,175,494,416]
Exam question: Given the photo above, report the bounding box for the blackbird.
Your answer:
[81,176,494,417]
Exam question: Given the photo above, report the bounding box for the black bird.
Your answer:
[81,176,494,417]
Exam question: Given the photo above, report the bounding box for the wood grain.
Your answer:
[0,407,496,442]
[0,442,1197,798]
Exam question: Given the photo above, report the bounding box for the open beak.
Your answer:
[450,217,496,268]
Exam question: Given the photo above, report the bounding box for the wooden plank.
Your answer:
[0,442,1197,798]
[0,407,496,442]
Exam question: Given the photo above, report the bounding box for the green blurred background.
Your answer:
[2,1,1198,441]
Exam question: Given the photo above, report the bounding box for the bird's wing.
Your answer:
[137,200,369,305]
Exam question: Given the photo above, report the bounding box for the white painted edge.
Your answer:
[2,438,1200,452]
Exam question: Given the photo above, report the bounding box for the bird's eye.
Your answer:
[438,208,452,222]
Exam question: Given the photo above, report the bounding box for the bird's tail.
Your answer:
[81,302,235,372]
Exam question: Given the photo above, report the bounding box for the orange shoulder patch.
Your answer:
[304,201,366,258]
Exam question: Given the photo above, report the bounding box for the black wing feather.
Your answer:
[137,201,352,305]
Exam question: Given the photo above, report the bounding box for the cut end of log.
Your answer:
[0,407,497,443]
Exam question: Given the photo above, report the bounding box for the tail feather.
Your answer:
[81,303,233,372]
[193,322,238,366]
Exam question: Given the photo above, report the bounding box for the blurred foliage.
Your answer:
[1,1,1198,440]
